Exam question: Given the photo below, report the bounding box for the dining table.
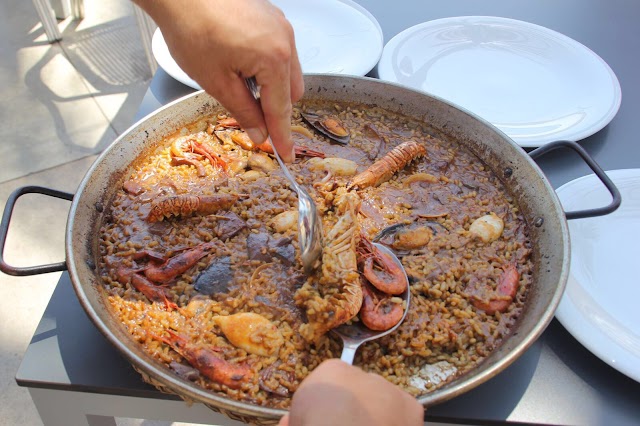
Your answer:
[14,0,640,425]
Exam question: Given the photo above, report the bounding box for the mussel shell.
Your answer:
[374,220,448,254]
[300,111,350,145]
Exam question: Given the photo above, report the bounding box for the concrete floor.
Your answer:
[0,0,168,424]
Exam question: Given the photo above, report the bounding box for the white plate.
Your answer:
[151,0,383,90]
[555,169,640,383]
[376,16,622,147]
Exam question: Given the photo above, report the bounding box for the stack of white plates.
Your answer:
[554,169,640,383]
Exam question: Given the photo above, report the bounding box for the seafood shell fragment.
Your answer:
[300,111,350,145]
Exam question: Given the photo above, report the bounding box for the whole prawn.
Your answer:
[471,264,520,314]
[147,193,237,222]
[144,241,224,283]
[358,237,407,295]
[359,282,404,331]
[152,330,249,389]
[171,134,227,171]
[348,140,427,189]
[114,266,178,310]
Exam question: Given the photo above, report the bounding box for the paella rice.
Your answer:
[98,100,533,408]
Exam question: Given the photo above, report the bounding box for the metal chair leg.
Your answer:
[31,0,62,42]
[70,0,84,20]
[133,4,158,75]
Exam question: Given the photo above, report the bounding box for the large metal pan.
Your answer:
[0,75,620,425]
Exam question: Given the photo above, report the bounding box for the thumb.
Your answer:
[278,414,290,426]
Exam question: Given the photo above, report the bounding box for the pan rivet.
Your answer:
[534,217,544,227]
[95,202,104,213]
[504,167,513,178]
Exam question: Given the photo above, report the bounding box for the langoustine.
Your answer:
[296,189,363,342]
[348,140,427,189]
[147,193,238,222]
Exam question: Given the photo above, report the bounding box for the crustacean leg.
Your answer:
[470,263,519,314]
[358,236,408,295]
[171,156,206,177]
[152,330,249,389]
[359,281,404,331]
[144,241,225,283]
[214,117,241,130]
[171,135,227,171]
[348,140,427,190]
[114,267,178,310]
[146,193,238,222]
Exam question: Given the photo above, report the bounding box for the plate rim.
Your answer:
[555,168,640,383]
[151,29,201,90]
[151,0,384,90]
[376,15,622,148]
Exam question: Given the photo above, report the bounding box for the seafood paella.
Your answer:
[98,100,533,408]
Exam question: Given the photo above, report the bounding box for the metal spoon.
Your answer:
[333,242,411,364]
[244,77,323,274]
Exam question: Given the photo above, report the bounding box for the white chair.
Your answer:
[30,0,157,74]
[31,0,83,42]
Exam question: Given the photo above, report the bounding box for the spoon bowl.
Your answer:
[332,242,410,364]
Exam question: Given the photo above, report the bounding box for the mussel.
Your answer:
[375,221,448,252]
[300,110,350,145]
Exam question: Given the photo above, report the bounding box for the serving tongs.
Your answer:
[245,77,323,274]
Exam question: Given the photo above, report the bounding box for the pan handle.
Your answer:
[529,140,621,220]
[0,186,73,276]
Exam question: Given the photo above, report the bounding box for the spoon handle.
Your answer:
[244,77,302,194]
[339,342,360,365]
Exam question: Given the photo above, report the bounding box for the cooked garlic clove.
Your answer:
[469,213,504,243]
[240,170,265,182]
[271,210,298,233]
[213,312,284,357]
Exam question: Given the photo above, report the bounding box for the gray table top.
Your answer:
[16,0,640,425]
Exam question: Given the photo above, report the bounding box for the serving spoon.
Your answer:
[333,242,411,364]
[244,77,323,274]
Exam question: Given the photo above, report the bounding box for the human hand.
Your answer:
[134,0,304,162]
[279,359,424,426]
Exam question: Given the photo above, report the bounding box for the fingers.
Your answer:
[278,414,290,426]
[200,74,268,146]
[258,70,295,162]
[254,28,297,162]
[289,41,305,104]
[148,0,302,163]
[288,360,424,426]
